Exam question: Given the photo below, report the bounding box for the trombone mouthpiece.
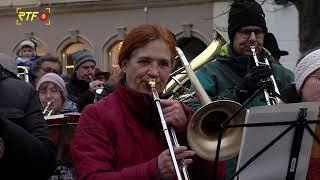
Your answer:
[148,78,156,88]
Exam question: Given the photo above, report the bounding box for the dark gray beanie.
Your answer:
[71,49,95,71]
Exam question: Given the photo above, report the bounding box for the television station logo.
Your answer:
[16,7,51,26]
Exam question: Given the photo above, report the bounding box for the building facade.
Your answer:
[0,0,214,81]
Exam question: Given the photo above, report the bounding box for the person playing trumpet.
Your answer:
[36,73,78,115]
[71,24,225,180]
[66,49,105,111]
[187,0,294,178]
[36,72,78,179]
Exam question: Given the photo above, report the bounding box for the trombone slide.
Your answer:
[149,78,189,180]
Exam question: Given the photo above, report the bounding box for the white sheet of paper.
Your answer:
[236,102,320,180]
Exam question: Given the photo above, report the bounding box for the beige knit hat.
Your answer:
[295,48,320,91]
[36,73,68,100]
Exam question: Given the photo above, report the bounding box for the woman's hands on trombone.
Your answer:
[160,99,188,132]
[158,146,195,180]
[158,99,194,179]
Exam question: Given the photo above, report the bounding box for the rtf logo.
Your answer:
[16,7,51,26]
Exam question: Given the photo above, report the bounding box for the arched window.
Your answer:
[175,37,207,70]
[107,40,123,83]
[56,32,94,76]
[102,27,126,84]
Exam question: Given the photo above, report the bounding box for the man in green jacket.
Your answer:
[188,0,294,178]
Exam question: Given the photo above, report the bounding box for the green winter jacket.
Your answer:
[188,44,294,179]
[189,43,294,109]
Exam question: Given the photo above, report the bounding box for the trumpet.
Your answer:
[43,101,53,116]
[17,66,29,82]
[250,46,281,105]
[148,78,190,180]
[89,75,104,102]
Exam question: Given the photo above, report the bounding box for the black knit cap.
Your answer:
[228,0,268,43]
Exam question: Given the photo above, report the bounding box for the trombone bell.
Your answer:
[187,100,246,161]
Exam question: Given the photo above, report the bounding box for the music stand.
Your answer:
[235,102,320,180]
[210,83,320,180]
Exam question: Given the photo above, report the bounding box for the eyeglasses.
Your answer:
[38,88,61,96]
[40,67,60,74]
[237,28,265,38]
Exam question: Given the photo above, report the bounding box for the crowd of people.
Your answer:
[0,0,319,179]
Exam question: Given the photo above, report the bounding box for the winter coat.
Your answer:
[16,56,39,68]
[66,73,95,112]
[0,68,56,179]
[280,83,301,103]
[59,99,79,114]
[188,44,294,179]
[189,44,294,109]
[71,84,225,180]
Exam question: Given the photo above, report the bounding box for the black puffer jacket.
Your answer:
[0,67,56,179]
[280,83,301,103]
[66,73,95,112]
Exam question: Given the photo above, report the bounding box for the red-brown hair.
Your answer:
[118,24,177,69]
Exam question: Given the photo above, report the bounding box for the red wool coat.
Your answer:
[71,84,225,180]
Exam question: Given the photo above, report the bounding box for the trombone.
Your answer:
[175,47,247,161]
[148,78,190,180]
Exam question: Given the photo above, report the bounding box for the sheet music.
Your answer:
[44,112,81,120]
[237,102,320,180]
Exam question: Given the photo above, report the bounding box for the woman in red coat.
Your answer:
[71,24,225,180]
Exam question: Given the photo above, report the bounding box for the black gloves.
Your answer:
[239,65,273,92]
[233,65,273,104]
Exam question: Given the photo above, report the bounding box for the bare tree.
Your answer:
[288,0,320,52]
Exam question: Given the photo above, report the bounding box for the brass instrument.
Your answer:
[89,75,104,102]
[176,47,247,161]
[17,66,29,82]
[250,46,281,105]
[148,78,190,180]
[43,101,53,116]
[165,31,225,96]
